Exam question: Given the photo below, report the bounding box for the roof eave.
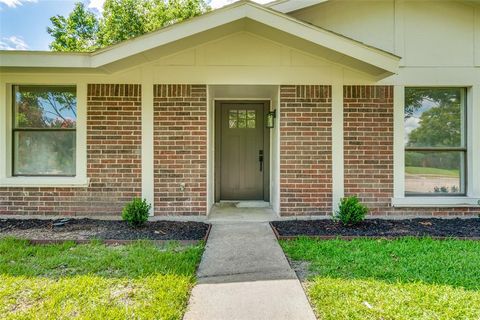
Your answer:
[265,0,328,13]
[0,0,400,76]
[0,51,91,69]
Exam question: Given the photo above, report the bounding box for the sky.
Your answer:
[0,0,271,51]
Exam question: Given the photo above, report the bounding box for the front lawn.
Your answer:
[405,166,458,177]
[281,237,480,320]
[0,238,204,320]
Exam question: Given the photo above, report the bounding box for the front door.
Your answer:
[215,101,269,201]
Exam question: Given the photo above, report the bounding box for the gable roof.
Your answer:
[0,0,399,77]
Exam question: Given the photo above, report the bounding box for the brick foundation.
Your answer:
[0,84,142,216]
[279,85,332,216]
[153,84,207,215]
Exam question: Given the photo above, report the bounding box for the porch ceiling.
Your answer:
[0,0,400,78]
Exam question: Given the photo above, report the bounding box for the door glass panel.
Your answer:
[247,110,256,128]
[229,110,237,128]
[238,110,246,128]
[228,109,256,129]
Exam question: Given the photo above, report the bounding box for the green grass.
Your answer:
[0,238,204,320]
[281,237,480,320]
[405,166,459,177]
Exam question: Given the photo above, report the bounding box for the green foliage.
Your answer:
[404,88,463,171]
[122,198,151,227]
[309,277,480,320]
[281,238,480,319]
[405,166,458,177]
[335,196,368,226]
[404,87,461,119]
[13,88,77,175]
[0,238,204,319]
[407,102,461,148]
[48,0,210,52]
[47,2,100,52]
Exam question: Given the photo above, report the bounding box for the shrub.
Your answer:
[122,198,151,227]
[335,196,368,226]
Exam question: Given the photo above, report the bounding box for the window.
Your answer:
[229,109,256,128]
[12,85,77,176]
[404,87,466,195]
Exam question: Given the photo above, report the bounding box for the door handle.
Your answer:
[259,150,264,172]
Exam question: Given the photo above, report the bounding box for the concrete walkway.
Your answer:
[183,223,316,320]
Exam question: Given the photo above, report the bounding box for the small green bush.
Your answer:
[335,196,368,226]
[121,198,151,227]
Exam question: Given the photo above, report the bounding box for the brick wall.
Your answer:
[0,84,142,216]
[153,84,207,215]
[279,85,332,216]
[343,85,480,217]
[343,85,394,215]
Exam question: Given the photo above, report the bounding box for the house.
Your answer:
[1,0,479,218]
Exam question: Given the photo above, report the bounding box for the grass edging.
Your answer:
[269,222,480,241]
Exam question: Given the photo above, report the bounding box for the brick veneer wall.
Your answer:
[343,85,480,217]
[343,85,394,215]
[153,84,207,215]
[279,85,332,216]
[0,84,142,216]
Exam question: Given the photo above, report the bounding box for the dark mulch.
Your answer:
[0,218,210,241]
[271,218,480,238]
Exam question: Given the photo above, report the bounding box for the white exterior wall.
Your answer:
[292,0,479,68]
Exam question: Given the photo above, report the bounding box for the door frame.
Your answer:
[214,100,270,202]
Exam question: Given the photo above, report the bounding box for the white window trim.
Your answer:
[0,81,89,188]
[392,85,480,207]
[392,197,480,207]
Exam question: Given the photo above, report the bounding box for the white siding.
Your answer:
[292,0,479,68]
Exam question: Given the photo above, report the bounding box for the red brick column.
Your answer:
[0,84,142,216]
[153,85,207,216]
[85,84,142,213]
[279,85,332,216]
[343,85,394,215]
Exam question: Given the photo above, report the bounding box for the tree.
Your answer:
[407,102,461,148]
[47,2,100,52]
[404,88,460,119]
[98,0,150,47]
[48,0,210,52]
[405,88,462,170]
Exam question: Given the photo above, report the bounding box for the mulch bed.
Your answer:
[0,218,210,242]
[271,218,480,240]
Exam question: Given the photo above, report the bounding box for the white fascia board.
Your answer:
[245,5,400,74]
[266,0,327,13]
[0,51,91,68]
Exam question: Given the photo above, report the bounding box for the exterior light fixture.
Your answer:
[266,109,276,128]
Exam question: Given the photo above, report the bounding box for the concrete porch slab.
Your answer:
[208,205,278,223]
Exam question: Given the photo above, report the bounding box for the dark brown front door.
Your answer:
[215,101,269,201]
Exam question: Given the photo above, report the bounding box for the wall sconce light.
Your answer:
[266,109,276,129]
